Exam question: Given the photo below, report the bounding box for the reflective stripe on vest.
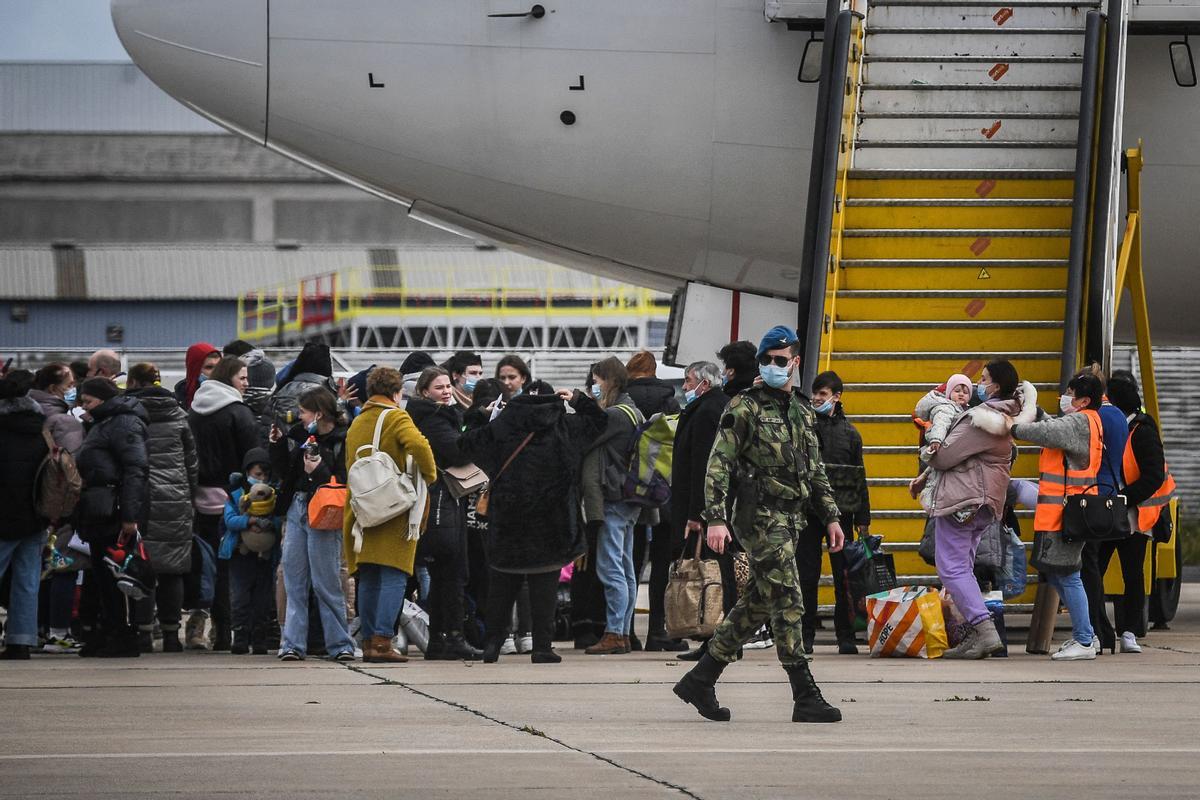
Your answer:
[1122,421,1177,530]
[1033,409,1103,534]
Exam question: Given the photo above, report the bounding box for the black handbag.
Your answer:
[1030,530,1084,575]
[77,485,119,525]
[1060,450,1131,544]
[1151,509,1174,544]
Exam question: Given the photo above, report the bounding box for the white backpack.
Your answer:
[348,408,418,549]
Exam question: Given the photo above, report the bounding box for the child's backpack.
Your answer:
[35,429,82,524]
[619,411,679,508]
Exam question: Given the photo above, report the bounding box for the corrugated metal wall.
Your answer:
[1113,346,1198,519]
[0,301,237,348]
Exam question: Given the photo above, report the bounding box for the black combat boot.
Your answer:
[672,651,731,722]
[784,660,841,723]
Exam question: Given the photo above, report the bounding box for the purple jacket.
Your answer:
[928,382,1037,519]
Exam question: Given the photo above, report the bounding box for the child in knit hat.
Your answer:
[909,373,973,511]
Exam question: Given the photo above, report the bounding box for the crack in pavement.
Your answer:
[344,663,704,799]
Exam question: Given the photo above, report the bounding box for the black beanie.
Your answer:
[1107,378,1141,417]
[80,377,119,403]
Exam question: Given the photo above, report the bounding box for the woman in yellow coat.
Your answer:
[342,367,437,663]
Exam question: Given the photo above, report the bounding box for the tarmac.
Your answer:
[3,587,1200,799]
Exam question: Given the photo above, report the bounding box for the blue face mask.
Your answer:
[590,385,602,400]
[683,388,697,407]
[814,399,835,415]
[721,376,729,387]
[306,420,318,434]
[63,388,77,405]
[975,382,989,401]
[758,364,791,389]
[512,387,523,398]
[463,377,479,394]
[247,476,262,486]
[197,374,208,384]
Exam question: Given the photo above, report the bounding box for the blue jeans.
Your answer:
[0,531,48,647]
[281,496,353,656]
[357,563,408,638]
[1045,570,1094,645]
[597,501,640,635]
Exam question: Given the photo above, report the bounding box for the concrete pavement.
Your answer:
[2,588,1199,799]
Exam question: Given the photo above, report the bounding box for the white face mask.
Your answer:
[1059,394,1077,415]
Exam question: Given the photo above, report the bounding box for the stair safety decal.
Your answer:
[993,7,1014,26]
[982,120,1003,139]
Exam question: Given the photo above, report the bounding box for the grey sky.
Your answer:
[0,0,129,61]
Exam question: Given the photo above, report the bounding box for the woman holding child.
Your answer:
[923,360,1035,659]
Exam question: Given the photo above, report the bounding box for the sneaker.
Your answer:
[500,635,518,655]
[278,649,304,661]
[1051,639,1097,661]
[516,635,533,654]
[1120,632,1142,654]
[743,626,773,651]
[43,635,82,654]
[333,650,356,662]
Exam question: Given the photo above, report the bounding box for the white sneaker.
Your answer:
[42,635,81,654]
[517,635,533,654]
[743,626,773,650]
[1051,639,1098,661]
[499,635,518,655]
[1120,632,1142,654]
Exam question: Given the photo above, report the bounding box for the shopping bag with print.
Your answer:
[866,585,949,659]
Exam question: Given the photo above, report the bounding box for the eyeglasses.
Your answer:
[758,354,791,368]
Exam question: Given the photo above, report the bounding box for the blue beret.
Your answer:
[757,325,799,358]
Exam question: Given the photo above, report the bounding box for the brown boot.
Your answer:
[364,635,408,664]
[585,632,627,655]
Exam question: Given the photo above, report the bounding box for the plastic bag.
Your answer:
[999,526,1028,599]
[866,586,948,658]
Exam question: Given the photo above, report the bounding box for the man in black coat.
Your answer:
[670,361,738,660]
[0,371,50,659]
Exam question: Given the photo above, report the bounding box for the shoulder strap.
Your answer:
[42,427,59,455]
[371,407,394,452]
[494,432,535,482]
[614,404,640,427]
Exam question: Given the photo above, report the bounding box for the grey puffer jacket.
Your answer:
[929,381,1037,520]
[915,388,963,447]
[29,388,84,455]
[129,386,198,574]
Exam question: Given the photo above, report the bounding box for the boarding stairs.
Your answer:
[802,0,1126,607]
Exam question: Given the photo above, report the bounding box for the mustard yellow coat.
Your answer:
[342,397,438,576]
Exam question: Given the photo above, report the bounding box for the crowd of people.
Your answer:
[0,331,1178,673]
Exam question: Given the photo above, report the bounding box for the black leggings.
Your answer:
[485,569,559,653]
[1096,535,1149,638]
[135,573,185,633]
[418,492,468,637]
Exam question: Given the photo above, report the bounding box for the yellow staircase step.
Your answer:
[839,382,1057,415]
[862,447,1040,477]
[840,260,1068,291]
[836,290,1065,321]
[832,320,1064,352]
[842,230,1069,259]
[845,202,1072,229]
[846,169,1073,200]
[825,351,1061,383]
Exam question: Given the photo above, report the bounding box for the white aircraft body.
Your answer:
[111,0,1200,343]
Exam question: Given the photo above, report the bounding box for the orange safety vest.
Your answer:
[1033,409,1103,534]
[1123,421,1177,531]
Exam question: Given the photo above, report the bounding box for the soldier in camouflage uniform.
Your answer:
[673,325,844,723]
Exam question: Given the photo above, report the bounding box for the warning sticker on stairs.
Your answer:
[970,237,992,256]
[978,267,991,280]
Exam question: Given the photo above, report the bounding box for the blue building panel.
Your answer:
[0,301,238,349]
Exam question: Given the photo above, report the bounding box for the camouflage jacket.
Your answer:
[701,385,840,528]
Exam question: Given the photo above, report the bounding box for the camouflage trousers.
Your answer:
[708,509,806,666]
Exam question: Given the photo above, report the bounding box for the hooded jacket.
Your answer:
[129,386,198,574]
[915,388,964,445]
[626,376,680,418]
[75,396,150,540]
[406,397,472,506]
[670,385,729,527]
[176,342,219,410]
[580,392,643,521]
[270,420,348,515]
[0,395,49,539]
[28,388,84,455]
[460,392,606,572]
[929,382,1037,519]
[188,380,258,489]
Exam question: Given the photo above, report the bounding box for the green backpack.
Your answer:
[615,409,679,508]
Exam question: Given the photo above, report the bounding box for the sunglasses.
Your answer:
[758,354,792,368]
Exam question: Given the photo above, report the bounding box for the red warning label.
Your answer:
[965,299,987,317]
[969,237,992,256]
[988,63,1010,81]
[975,179,997,198]
[993,7,1014,25]
[981,120,1002,139]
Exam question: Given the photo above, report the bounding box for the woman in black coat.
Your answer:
[186,356,258,650]
[126,363,199,653]
[407,368,482,661]
[0,372,50,659]
[461,385,607,663]
[75,378,150,658]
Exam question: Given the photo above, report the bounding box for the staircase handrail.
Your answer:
[1083,0,1131,373]
[1060,9,1106,388]
[800,8,857,391]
